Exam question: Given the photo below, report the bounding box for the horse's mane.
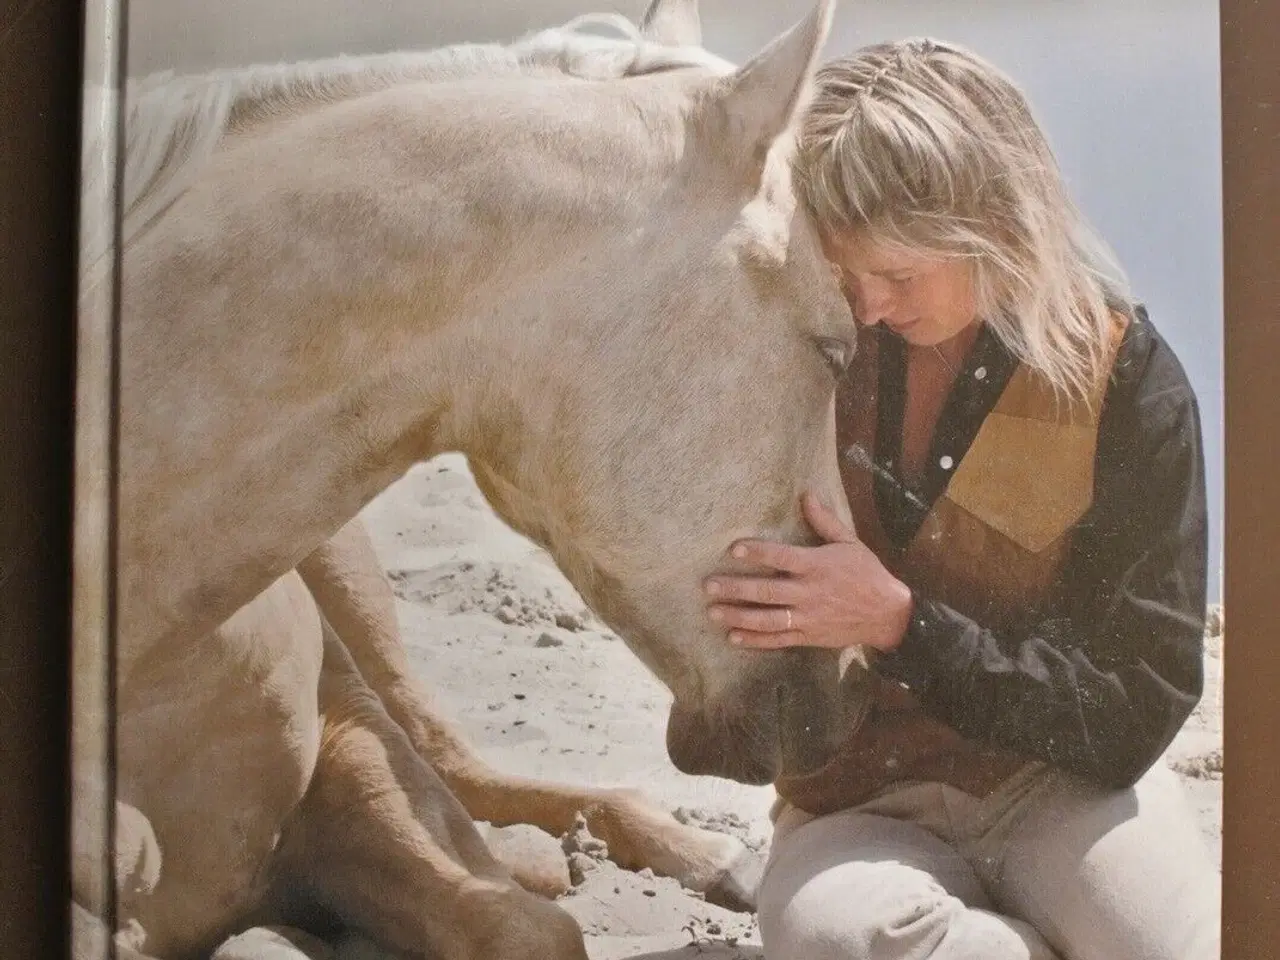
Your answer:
[79,12,734,283]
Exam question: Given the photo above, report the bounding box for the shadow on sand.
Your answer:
[601,945,765,960]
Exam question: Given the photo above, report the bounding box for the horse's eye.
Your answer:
[816,336,854,376]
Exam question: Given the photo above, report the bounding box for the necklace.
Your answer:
[932,344,959,377]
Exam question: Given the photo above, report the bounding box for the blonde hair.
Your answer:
[794,38,1134,404]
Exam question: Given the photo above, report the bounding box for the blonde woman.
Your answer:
[702,39,1219,960]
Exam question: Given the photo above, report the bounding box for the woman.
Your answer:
[702,38,1219,960]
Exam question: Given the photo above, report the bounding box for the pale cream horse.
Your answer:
[71,0,868,957]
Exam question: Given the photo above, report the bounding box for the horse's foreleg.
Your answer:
[267,625,588,960]
[296,516,763,911]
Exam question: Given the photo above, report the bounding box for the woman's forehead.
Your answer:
[823,229,939,274]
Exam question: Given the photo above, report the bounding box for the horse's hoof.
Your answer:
[703,848,764,913]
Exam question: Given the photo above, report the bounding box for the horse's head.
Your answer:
[459,0,862,787]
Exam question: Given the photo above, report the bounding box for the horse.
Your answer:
[70,0,867,956]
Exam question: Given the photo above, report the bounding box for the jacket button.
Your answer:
[940,455,954,470]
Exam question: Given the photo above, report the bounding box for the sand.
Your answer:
[351,452,1223,960]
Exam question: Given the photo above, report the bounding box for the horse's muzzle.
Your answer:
[664,647,848,786]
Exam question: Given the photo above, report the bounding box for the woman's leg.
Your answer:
[970,762,1220,960]
[757,802,1060,960]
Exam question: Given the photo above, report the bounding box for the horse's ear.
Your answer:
[639,0,701,47]
[710,0,835,168]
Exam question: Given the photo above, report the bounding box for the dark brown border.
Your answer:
[1221,0,1280,956]
[0,0,83,954]
[0,0,1274,957]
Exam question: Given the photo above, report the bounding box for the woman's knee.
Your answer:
[759,858,953,959]
[759,845,1050,959]
[758,801,1067,960]
[761,874,1052,959]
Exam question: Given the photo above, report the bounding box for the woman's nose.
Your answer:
[851,284,893,326]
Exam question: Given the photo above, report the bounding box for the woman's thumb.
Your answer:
[802,491,855,543]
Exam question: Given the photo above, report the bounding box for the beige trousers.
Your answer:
[757,760,1220,960]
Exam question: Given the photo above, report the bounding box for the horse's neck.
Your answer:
[117,73,692,674]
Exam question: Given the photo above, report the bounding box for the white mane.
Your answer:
[79,11,735,284]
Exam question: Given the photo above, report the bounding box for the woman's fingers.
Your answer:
[707,601,796,634]
[727,537,813,573]
[726,628,806,649]
[703,573,801,606]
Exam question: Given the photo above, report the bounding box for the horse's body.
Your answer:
[73,1,867,956]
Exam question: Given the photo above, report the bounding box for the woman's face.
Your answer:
[822,229,979,347]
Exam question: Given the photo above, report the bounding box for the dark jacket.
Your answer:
[873,304,1210,789]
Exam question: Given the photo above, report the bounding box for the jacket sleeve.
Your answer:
[873,329,1210,789]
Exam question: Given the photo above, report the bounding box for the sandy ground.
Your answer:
[350,453,1224,960]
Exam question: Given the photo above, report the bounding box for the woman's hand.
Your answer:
[703,492,914,652]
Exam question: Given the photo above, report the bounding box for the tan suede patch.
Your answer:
[941,312,1128,555]
[943,410,1098,554]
